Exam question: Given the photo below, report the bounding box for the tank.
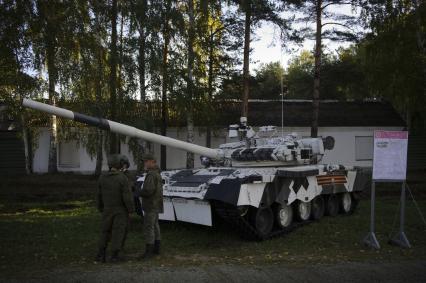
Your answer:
[22,98,369,240]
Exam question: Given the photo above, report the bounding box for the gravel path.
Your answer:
[6,260,426,283]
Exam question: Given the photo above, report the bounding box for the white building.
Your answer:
[27,100,406,173]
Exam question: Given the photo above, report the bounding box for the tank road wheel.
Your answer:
[295,201,312,222]
[310,196,325,220]
[340,192,358,214]
[274,203,293,229]
[325,194,339,217]
[250,206,274,238]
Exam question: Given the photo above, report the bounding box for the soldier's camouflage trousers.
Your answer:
[98,210,128,252]
[143,211,161,245]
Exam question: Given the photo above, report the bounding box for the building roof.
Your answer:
[227,100,406,127]
[1,99,406,129]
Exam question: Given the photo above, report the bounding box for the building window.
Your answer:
[58,140,80,168]
[355,136,373,161]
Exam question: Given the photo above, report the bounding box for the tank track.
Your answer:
[214,202,311,241]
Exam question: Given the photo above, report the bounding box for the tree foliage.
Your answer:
[359,0,426,133]
[1,0,425,173]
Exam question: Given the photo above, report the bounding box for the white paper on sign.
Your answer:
[372,131,408,181]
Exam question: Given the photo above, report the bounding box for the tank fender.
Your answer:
[259,175,317,208]
[204,175,270,207]
[258,183,278,208]
[274,178,293,205]
[275,176,320,205]
[204,179,242,205]
[237,183,267,207]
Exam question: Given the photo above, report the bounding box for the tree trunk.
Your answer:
[161,1,171,170]
[138,0,147,103]
[186,0,195,169]
[413,0,426,104]
[205,5,215,148]
[137,0,150,161]
[21,114,32,174]
[93,13,105,176]
[118,5,124,105]
[109,0,119,154]
[242,0,251,118]
[138,35,146,102]
[311,0,322,138]
[95,130,103,176]
[206,31,214,148]
[95,39,104,176]
[14,48,32,174]
[46,18,58,173]
[116,5,125,155]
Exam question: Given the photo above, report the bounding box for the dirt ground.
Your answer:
[5,260,426,283]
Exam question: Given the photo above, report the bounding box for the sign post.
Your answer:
[363,131,409,249]
[363,181,380,249]
[389,180,411,248]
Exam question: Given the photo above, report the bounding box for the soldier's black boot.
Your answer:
[154,240,160,255]
[110,250,122,263]
[95,248,106,263]
[141,244,155,260]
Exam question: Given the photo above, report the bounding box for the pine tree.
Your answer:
[236,0,290,117]
[290,0,360,137]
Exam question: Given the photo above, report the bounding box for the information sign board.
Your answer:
[372,131,408,181]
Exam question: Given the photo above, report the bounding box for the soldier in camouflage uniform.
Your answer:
[119,154,134,250]
[136,153,163,260]
[95,154,135,263]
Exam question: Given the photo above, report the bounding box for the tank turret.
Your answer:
[22,99,334,167]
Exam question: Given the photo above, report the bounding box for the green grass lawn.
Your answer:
[1,197,425,276]
[0,173,425,277]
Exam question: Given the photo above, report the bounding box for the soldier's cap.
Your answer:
[107,154,122,168]
[119,154,130,168]
[141,153,156,161]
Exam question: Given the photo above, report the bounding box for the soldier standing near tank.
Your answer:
[119,155,134,250]
[135,153,163,260]
[95,154,135,263]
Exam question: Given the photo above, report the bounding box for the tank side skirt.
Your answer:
[208,168,359,208]
[213,169,360,240]
[204,179,242,205]
[275,179,292,205]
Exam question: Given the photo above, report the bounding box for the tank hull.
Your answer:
[135,164,370,240]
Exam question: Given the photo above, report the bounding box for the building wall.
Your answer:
[309,126,403,167]
[150,128,227,169]
[32,126,404,174]
[33,128,131,174]
[33,129,50,173]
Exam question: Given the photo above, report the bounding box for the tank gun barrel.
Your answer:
[22,99,221,159]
